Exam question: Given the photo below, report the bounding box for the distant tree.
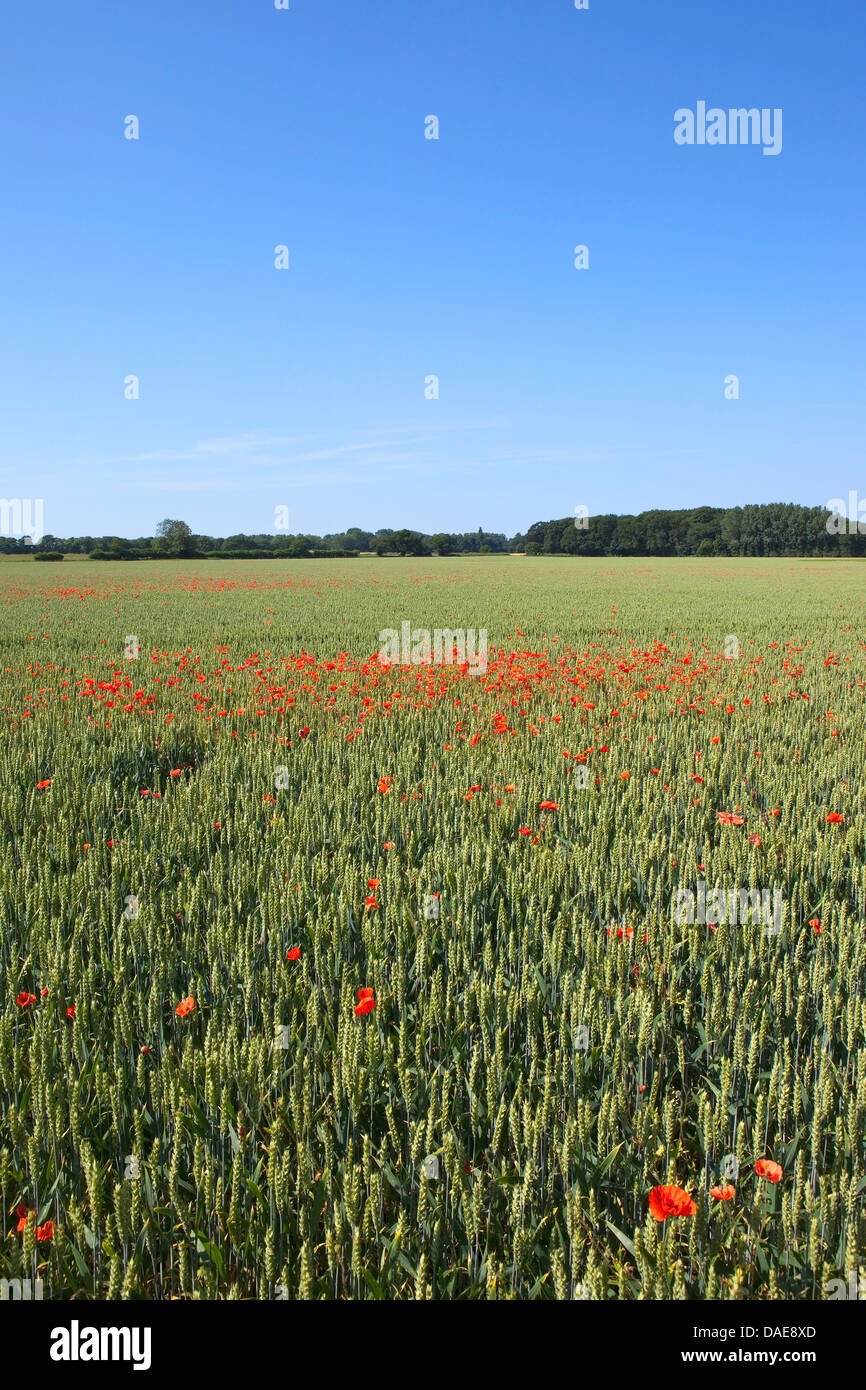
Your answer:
[393,529,427,556]
[479,544,492,555]
[372,536,389,556]
[344,527,373,551]
[153,519,198,557]
[430,533,452,555]
[287,537,310,557]
[525,541,540,555]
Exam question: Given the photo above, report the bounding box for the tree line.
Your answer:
[16,521,523,559]
[7,504,864,560]
[525,504,865,557]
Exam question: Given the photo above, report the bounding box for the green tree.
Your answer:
[430,534,452,555]
[392,529,426,556]
[154,519,198,557]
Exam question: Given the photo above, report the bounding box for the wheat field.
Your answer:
[1,555,863,1299]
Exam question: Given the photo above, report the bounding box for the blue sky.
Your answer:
[1,0,864,539]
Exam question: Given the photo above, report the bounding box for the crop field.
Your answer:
[1,555,864,1301]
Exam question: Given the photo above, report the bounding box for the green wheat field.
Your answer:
[1,556,864,1299]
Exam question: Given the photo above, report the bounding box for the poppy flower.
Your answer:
[175,996,196,1017]
[518,826,531,836]
[169,769,181,777]
[36,1220,54,1242]
[383,841,395,850]
[139,1045,151,1054]
[65,1005,76,1019]
[16,992,36,1008]
[755,1158,782,1183]
[354,988,376,1016]
[808,918,821,931]
[298,728,309,738]
[36,779,51,790]
[648,1185,697,1221]
[716,812,745,826]
[15,1205,30,1233]
[710,1184,736,1201]
[286,947,301,961]
[825,812,844,824]
[364,896,379,911]
[368,878,380,890]
[377,777,392,794]
[40,986,48,997]
[539,800,558,810]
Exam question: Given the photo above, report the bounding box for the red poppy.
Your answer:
[825,812,844,824]
[518,826,531,836]
[36,1220,54,1242]
[15,1204,30,1233]
[755,1158,783,1183]
[355,988,376,1016]
[539,800,558,810]
[377,777,392,794]
[66,1005,76,1019]
[710,1184,736,1201]
[364,895,379,912]
[716,812,745,826]
[286,947,301,961]
[40,986,49,997]
[16,992,36,1008]
[648,1184,697,1221]
[139,1045,151,1054]
[175,996,196,1017]
[368,878,380,890]
[36,779,51,790]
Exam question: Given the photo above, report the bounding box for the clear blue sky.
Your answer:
[1,0,864,539]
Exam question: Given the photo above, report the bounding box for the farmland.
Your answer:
[1,555,864,1300]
